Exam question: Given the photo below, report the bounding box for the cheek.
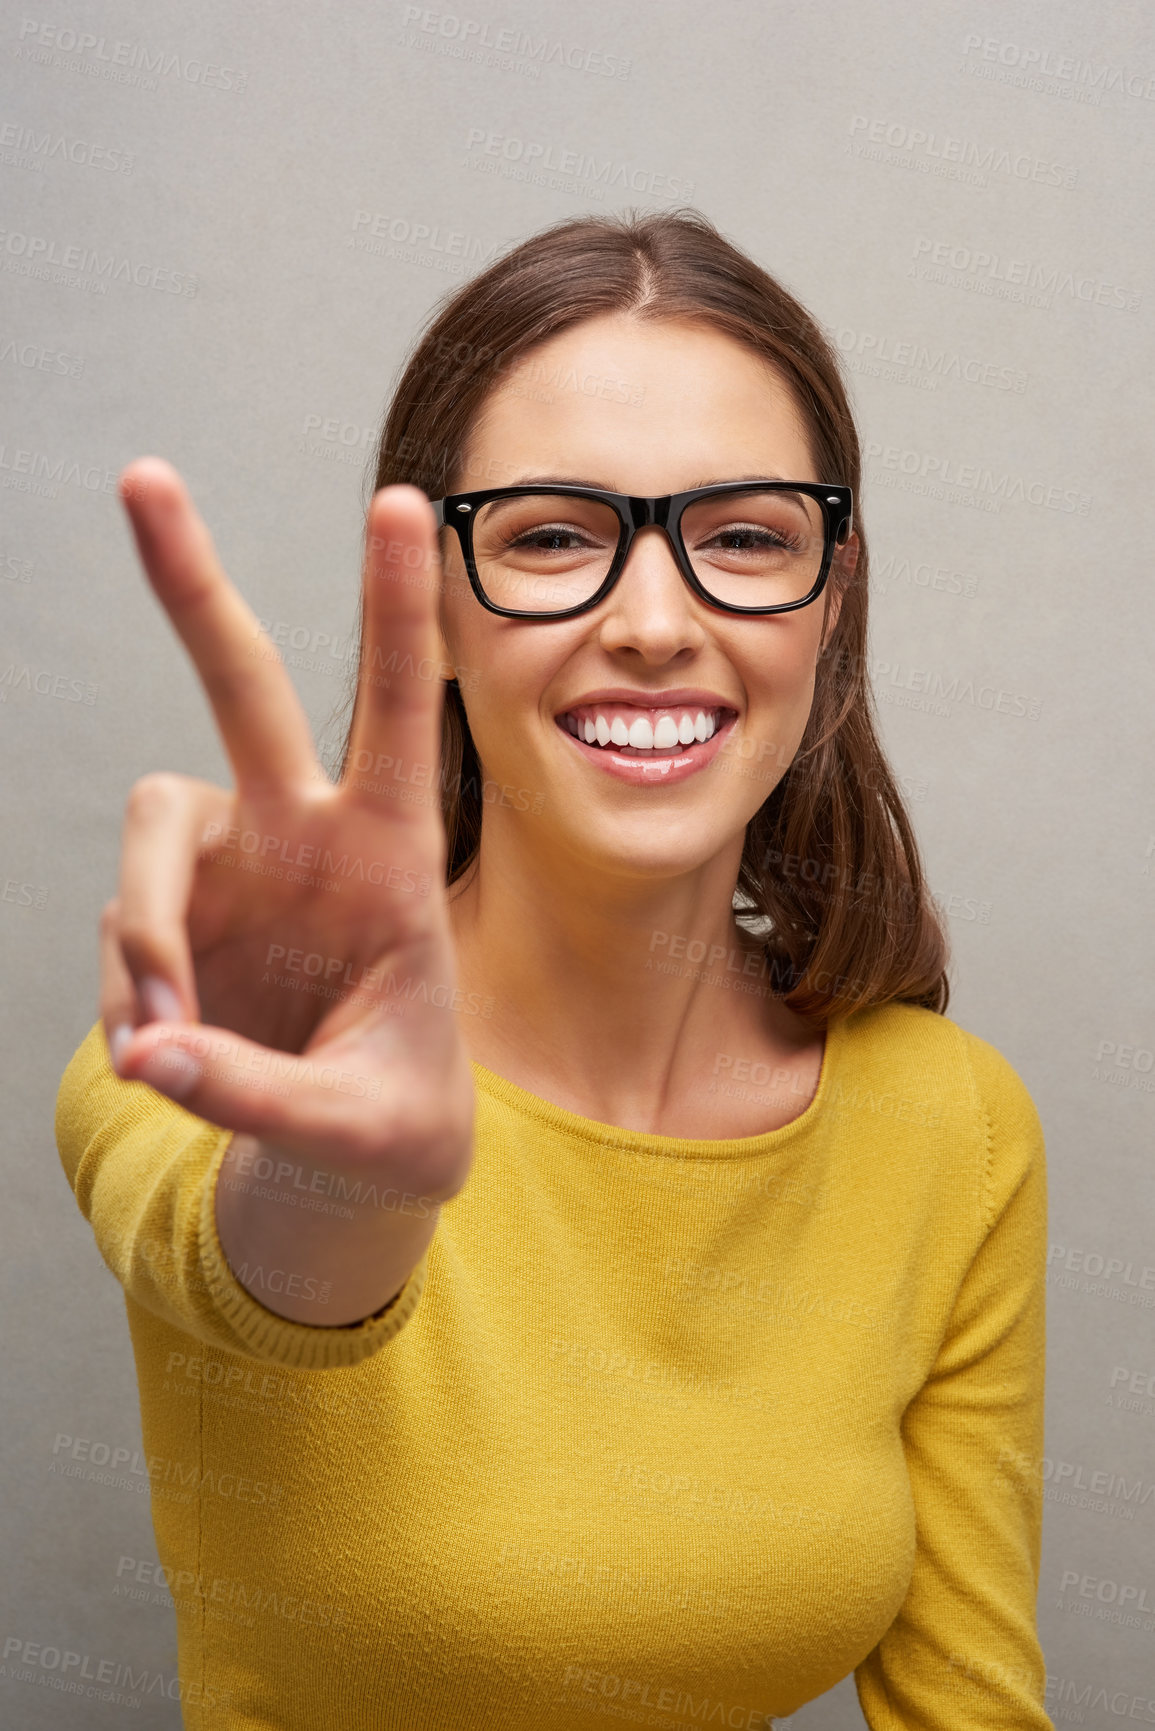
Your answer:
[734,621,823,703]
[454,634,583,769]
[449,634,531,745]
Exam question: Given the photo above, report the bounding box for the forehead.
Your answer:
[458,314,817,490]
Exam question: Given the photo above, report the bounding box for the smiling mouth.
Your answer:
[556,704,737,755]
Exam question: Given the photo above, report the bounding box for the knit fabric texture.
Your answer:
[54,1001,1052,1729]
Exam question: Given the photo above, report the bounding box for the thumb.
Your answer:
[111,1021,379,1155]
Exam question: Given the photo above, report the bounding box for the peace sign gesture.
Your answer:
[100,459,476,1321]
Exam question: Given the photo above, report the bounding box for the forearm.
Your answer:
[214,1131,441,1326]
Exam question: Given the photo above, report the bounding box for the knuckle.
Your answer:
[323,1118,382,1167]
[200,663,252,711]
[115,915,168,972]
[415,1141,469,1203]
[126,772,186,818]
[99,897,121,931]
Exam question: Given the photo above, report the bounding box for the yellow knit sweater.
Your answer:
[54,1001,1053,1730]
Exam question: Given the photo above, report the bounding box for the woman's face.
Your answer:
[435,312,856,883]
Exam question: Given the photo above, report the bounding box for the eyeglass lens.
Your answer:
[467,488,828,613]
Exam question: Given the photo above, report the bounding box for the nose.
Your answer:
[592,524,708,660]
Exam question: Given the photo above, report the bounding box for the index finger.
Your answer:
[118,457,323,793]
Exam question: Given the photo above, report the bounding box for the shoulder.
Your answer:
[838,1000,1039,1117]
[835,1000,1046,1222]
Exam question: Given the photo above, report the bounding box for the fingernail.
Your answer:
[138,1045,201,1101]
[140,975,183,1026]
[109,1024,133,1075]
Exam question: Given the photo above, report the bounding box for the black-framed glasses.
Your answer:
[429,480,853,620]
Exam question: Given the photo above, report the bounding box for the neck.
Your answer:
[446,815,810,1128]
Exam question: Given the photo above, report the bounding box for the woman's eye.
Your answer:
[523,530,578,549]
[706,526,797,552]
[507,525,596,552]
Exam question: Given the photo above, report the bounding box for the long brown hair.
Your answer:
[331,206,951,1029]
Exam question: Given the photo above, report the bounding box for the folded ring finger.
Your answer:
[115,774,234,1029]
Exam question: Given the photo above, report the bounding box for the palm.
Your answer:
[186,783,443,1053]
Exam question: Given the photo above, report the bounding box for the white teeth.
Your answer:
[565,707,722,751]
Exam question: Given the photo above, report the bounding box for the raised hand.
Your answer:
[99,459,476,1319]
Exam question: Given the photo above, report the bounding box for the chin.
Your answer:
[553,811,745,883]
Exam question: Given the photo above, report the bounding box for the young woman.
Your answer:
[56,209,1053,1730]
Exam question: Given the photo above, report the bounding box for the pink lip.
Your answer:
[555,712,737,786]
[557,686,735,712]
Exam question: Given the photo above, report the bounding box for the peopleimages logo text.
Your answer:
[399,7,631,77]
[863,442,1091,514]
[464,129,694,199]
[961,33,1155,101]
[0,228,197,294]
[849,116,1076,186]
[912,239,1141,311]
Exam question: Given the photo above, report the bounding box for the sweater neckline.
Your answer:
[468,1012,848,1159]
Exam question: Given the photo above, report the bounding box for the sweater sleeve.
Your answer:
[853,1032,1054,1730]
[54,1019,429,1371]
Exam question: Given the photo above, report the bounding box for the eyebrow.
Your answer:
[508,472,792,489]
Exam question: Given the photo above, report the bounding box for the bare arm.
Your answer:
[214,1131,444,1327]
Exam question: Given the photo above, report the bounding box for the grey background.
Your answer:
[4,0,1153,1724]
